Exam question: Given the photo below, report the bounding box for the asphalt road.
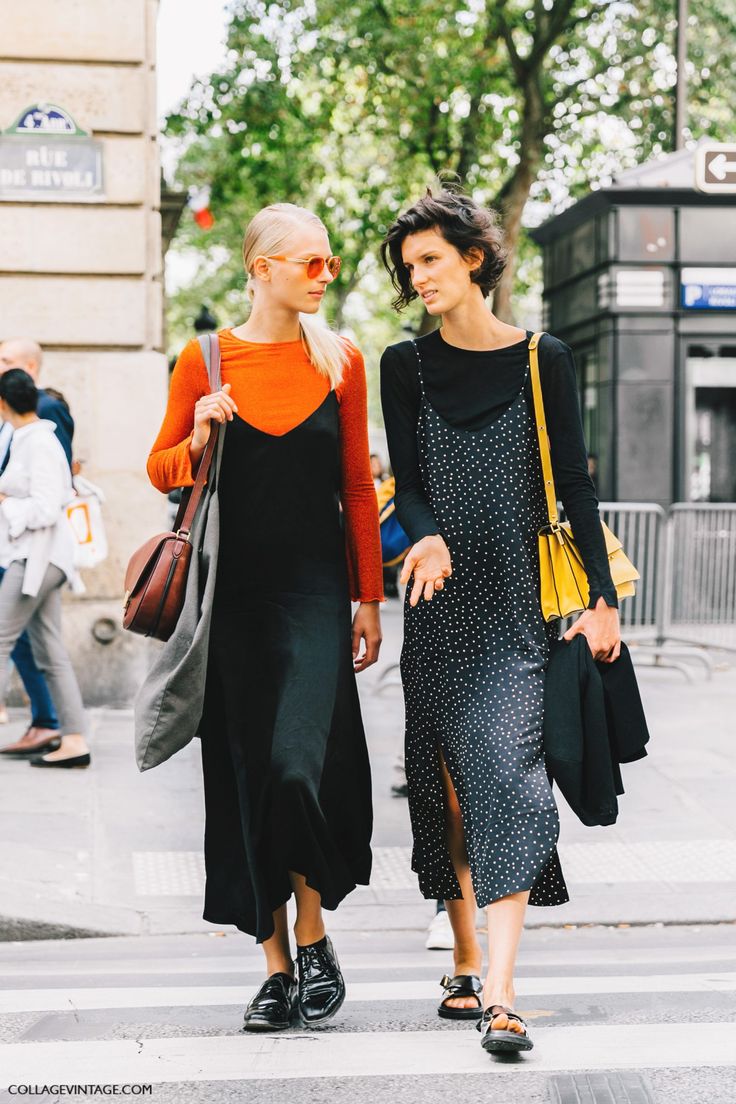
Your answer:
[0,921,735,1102]
[1,601,735,1101]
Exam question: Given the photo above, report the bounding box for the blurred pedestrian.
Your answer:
[147,203,383,1031]
[0,339,74,470]
[370,452,385,488]
[425,900,454,950]
[0,342,68,752]
[376,469,403,599]
[0,370,89,768]
[587,451,599,493]
[380,187,620,1054]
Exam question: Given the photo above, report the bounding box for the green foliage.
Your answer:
[164,0,736,359]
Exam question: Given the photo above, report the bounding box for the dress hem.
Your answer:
[203,870,372,943]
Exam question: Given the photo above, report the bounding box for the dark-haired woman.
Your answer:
[0,369,89,768]
[380,188,620,1055]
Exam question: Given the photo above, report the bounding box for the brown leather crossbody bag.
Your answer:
[122,333,222,641]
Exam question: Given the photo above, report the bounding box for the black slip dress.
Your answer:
[199,392,373,942]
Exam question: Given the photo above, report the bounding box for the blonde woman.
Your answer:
[148,204,383,1030]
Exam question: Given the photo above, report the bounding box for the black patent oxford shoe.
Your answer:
[296,935,346,1025]
[242,972,297,1032]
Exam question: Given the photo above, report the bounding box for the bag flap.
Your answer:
[600,520,624,555]
[124,531,177,594]
[542,520,639,584]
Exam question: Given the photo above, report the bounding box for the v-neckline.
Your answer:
[230,390,334,439]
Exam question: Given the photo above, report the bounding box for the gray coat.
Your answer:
[134,335,224,772]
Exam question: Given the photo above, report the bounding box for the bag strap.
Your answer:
[528,332,560,530]
[173,333,222,538]
[198,330,222,391]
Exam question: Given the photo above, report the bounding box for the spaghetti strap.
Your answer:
[411,340,427,398]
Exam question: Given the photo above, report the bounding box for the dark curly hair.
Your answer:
[380,186,507,311]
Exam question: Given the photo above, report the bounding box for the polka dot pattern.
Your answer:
[400,341,569,909]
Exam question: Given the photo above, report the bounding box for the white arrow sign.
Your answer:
[695,144,736,193]
[708,152,736,181]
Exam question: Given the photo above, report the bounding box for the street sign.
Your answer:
[0,103,103,202]
[695,144,736,194]
[681,267,736,309]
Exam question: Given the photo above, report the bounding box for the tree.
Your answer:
[164,0,736,348]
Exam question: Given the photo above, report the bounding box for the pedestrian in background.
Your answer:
[0,370,89,769]
[370,452,385,488]
[587,452,599,493]
[0,339,74,470]
[147,203,383,1032]
[0,338,74,757]
[380,187,620,1055]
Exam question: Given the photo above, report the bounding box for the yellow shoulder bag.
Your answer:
[529,332,639,621]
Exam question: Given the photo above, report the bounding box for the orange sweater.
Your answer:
[147,329,384,604]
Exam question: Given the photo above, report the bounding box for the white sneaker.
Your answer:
[425,908,454,950]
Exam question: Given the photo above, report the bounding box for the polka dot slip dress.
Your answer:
[401,340,569,909]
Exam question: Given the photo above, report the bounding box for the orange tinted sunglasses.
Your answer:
[267,254,342,279]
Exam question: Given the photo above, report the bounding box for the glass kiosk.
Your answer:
[531,154,736,506]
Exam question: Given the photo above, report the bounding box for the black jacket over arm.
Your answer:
[543,637,650,827]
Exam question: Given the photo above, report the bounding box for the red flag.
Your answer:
[189,187,215,231]
[193,206,214,230]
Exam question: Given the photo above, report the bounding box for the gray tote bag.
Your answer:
[134,334,225,771]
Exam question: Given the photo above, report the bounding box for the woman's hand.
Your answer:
[563,596,621,662]
[352,601,382,672]
[190,384,238,458]
[400,534,452,607]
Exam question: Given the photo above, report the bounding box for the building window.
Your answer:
[617,207,674,262]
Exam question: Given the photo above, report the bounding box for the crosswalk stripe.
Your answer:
[2,1023,735,1085]
[2,971,736,1014]
[2,944,735,978]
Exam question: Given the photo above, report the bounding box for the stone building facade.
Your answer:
[0,0,168,703]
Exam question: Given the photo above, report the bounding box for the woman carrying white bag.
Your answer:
[0,369,90,768]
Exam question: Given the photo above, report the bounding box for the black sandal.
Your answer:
[437,974,483,1020]
[477,1004,533,1052]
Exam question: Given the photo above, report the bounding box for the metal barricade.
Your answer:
[597,502,714,678]
[375,502,735,687]
[665,504,736,652]
[598,502,668,644]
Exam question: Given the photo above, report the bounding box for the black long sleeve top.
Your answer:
[380,328,618,610]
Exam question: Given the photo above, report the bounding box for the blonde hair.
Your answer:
[242,203,348,389]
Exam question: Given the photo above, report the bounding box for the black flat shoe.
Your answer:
[438,973,483,1020]
[296,935,345,1025]
[29,753,91,769]
[478,1004,534,1053]
[243,972,297,1032]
